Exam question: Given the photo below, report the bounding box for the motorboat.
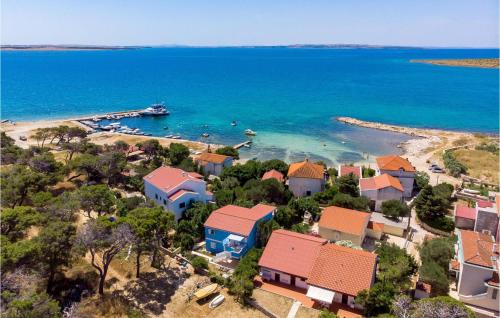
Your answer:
[244,129,256,136]
[109,122,121,128]
[209,294,225,309]
[165,135,173,138]
[231,121,237,126]
[140,102,170,116]
[244,143,251,148]
[202,133,210,138]
[194,284,218,300]
[171,135,181,139]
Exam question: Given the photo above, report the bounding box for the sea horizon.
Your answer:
[2,47,498,164]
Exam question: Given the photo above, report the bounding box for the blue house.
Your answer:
[204,204,276,259]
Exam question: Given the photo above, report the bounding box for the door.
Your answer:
[275,273,280,282]
[342,293,349,304]
[291,276,296,286]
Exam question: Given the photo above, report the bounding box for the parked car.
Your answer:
[431,167,445,173]
[428,163,440,170]
[19,135,27,141]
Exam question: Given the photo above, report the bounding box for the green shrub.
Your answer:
[191,256,209,271]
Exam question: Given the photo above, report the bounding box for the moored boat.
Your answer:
[209,294,225,309]
[244,129,256,136]
[139,102,170,116]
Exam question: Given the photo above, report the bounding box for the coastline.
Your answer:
[410,58,500,69]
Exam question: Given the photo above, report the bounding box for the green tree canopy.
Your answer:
[335,173,360,197]
[215,146,239,159]
[168,143,190,166]
[1,207,42,242]
[381,200,410,220]
[76,184,116,219]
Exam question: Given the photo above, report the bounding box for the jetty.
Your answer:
[233,140,252,149]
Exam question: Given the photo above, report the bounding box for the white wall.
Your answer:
[379,169,414,198]
[289,177,324,197]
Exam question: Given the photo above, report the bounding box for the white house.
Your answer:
[195,152,233,176]
[143,166,213,221]
[376,155,415,198]
[359,173,404,211]
[450,230,499,314]
[287,159,325,197]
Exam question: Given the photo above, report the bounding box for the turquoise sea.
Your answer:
[1,48,498,164]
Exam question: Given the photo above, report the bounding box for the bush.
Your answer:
[330,193,370,211]
[215,146,239,159]
[419,261,450,296]
[381,200,410,219]
[442,150,467,177]
[422,216,454,232]
[362,167,376,178]
[191,256,209,272]
[228,248,262,303]
[335,173,360,197]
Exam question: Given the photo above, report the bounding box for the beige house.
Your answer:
[318,206,370,246]
[376,155,415,198]
[287,159,325,197]
[195,152,233,176]
[359,174,404,211]
[450,230,499,314]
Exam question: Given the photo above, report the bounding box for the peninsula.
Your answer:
[410,58,500,68]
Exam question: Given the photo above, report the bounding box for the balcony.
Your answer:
[223,234,247,256]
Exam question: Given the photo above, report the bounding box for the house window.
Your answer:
[208,229,215,235]
[306,190,311,196]
[163,199,166,205]
[179,202,186,209]
[493,288,498,299]
[210,242,216,249]
[155,194,158,200]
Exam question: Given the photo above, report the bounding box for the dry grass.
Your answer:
[411,58,500,69]
[295,306,321,318]
[252,288,294,318]
[75,294,141,318]
[454,149,499,184]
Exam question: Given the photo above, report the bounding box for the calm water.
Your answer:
[1,48,498,164]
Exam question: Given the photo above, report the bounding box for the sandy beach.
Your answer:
[337,117,497,186]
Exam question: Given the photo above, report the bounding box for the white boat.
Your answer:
[109,122,121,128]
[140,102,170,116]
[165,135,173,138]
[231,121,237,126]
[202,133,210,138]
[244,144,251,148]
[244,129,256,136]
[209,295,225,309]
[171,135,181,139]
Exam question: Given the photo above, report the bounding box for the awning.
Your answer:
[227,234,245,242]
[306,285,335,304]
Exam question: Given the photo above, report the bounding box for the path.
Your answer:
[286,301,301,318]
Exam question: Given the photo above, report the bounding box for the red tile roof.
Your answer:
[143,166,204,191]
[359,174,404,192]
[416,281,432,294]
[459,230,498,268]
[319,206,371,236]
[288,160,324,179]
[262,169,285,183]
[339,166,362,178]
[196,152,231,164]
[454,205,477,220]
[376,155,415,172]
[450,259,460,271]
[258,229,327,278]
[204,204,276,236]
[307,244,377,296]
[477,200,494,208]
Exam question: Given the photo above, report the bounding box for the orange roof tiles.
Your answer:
[367,221,384,232]
[288,160,324,179]
[196,152,231,164]
[262,169,285,182]
[339,166,362,178]
[450,259,460,271]
[258,229,327,278]
[359,173,404,192]
[459,230,499,268]
[487,272,499,287]
[204,204,276,236]
[376,155,415,172]
[319,206,371,236]
[306,244,377,296]
[143,166,204,191]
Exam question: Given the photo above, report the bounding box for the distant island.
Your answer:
[1,45,148,51]
[411,58,499,69]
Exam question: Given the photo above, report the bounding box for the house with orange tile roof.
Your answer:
[359,174,404,211]
[204,204,276,259]
[195,152,233,176]
[454,204,476,230]
[259,229,377,309]
[318,206,371,246]
[450,229,499,313]
[262,169,285,183]
[287,159,325,197]
[338,165,362,178]
[376,155,415,198]
[455,196,500,242]
[143,166,212,221]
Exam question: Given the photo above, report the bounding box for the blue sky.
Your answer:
[2,0,499,47]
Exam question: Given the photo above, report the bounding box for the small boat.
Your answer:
[209,294,225,309]
[109,122,121,128]
[244,129,256,136]
[165,134,173,138]
[202,133,210,138]
[244,144,251,148]
[231,121,237,126]
[163,127,169,130]
[194,284,218,300]
[172,135,181,139]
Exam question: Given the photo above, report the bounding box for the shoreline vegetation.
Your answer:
[410,58,500,69]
